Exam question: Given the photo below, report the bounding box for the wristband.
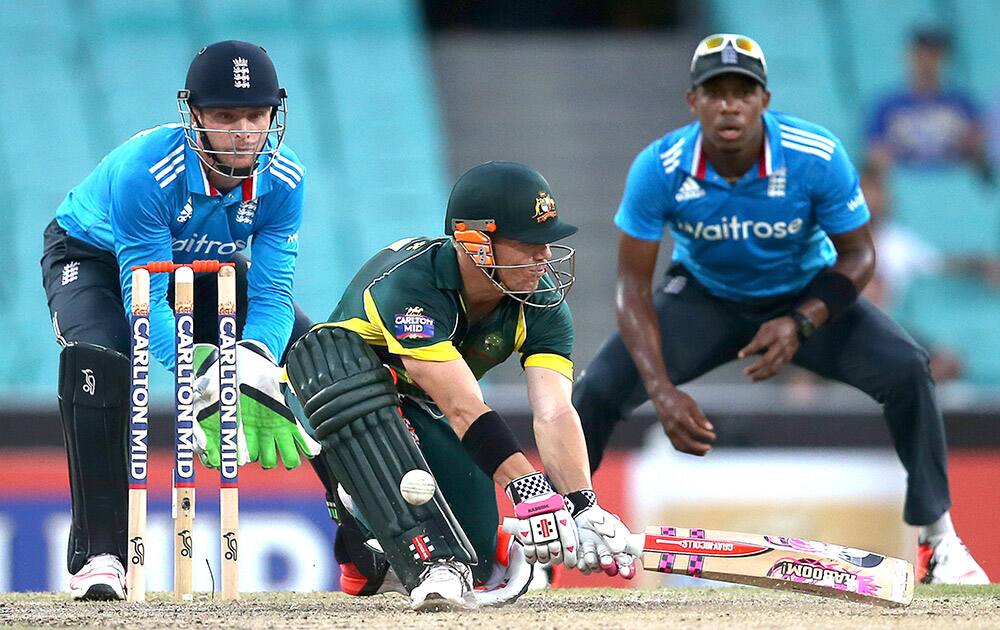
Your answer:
[505,471,555,504]
[564,488,597,517]
[461,410,523,478]
[804,270,858,322]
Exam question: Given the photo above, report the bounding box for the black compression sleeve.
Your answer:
[804,269,859,322]
[460,410,523,478]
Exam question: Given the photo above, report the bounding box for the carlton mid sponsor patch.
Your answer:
[394,307,435,340]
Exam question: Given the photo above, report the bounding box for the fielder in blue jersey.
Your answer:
[40,41,318,600]
[572,34,988,585]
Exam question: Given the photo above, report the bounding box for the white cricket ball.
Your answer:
[400,469,436,505]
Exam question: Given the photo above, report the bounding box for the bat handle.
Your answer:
[504,517,646,556]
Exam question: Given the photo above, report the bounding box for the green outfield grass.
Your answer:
[914,583,1000,597]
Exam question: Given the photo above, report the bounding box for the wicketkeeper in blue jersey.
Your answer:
[573,34,989,585]
[40,41,318,600]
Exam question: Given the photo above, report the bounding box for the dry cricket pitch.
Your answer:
[1,585,998,629]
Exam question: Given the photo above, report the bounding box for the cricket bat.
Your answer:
[629,525,914,606]
[504,519,914,606]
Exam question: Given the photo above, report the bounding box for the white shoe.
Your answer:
[475,536,533,607]
[69,554,126,601]
[528,563,551,592]
[918,534,990,585]
[409,561,478,612]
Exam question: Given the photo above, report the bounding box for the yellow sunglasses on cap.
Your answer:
[694,34,765,59]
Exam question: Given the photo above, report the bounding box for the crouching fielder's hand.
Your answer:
[565,489,636,579]
[505,472,578,568]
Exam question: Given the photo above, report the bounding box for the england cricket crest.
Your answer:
[235,199,257,224]
[233,57,250,88]
[534,191,557,223]
[767,167,787,197]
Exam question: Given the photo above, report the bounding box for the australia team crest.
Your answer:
[534,191,557,223]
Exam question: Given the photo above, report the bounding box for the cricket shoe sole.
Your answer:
[69,554,126,601]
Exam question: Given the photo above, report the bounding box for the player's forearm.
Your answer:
[492,452,538,488]
[244,242,297,359]
[616,276,675,393]
[832,246,875,292]
[242,297,293,362]
[532,406,591,493]
[798,227,876,327]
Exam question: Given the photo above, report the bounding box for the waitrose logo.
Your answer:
[675,216,804,241]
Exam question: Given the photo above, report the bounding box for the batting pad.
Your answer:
[284,326,477,590]
[58,342,131,573]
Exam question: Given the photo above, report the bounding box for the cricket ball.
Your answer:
[399,469,436,505]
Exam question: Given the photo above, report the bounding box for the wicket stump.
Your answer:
[126,260,239,602]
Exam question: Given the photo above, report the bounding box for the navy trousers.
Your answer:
[573,264,951,526]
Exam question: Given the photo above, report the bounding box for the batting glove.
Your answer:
[565,489,636,579]
[505,472,578,568]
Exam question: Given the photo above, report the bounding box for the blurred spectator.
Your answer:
[866,27,993,183]
[989,101,1000,172]
[861,164,1000,381]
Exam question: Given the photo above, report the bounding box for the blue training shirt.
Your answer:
[56,123,306,370]
[614,111,869,301]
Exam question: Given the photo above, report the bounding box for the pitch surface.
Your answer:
[1,585,997,628]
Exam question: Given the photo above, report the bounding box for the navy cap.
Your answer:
[184,40,284,108]
[690,34,768,88]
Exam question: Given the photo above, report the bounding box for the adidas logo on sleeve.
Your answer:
[675,177,705,202]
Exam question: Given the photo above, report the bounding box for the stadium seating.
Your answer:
[896,275,1000,384]
[949,0,1000,103]
[0,0,448,398]
[890,167,1000,254]
[706,0,857,154]
[0,1,98,393]
[888,168,1000,383]
[4,0,999,395]
[707,0,1000,383]
[836,0,940,116]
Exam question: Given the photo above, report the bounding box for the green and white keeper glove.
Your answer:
[192,344,250,469]
[194,341,320,470]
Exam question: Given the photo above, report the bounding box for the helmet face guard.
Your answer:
[452,221,575,308]
[177,88,288,179]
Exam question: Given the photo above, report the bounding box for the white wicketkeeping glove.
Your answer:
[564,489,636,579]
[193,340,320,469]
[505,472,578,568]
[191,343,250,468]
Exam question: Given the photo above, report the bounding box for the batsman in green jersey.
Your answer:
[285,161,636,611]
